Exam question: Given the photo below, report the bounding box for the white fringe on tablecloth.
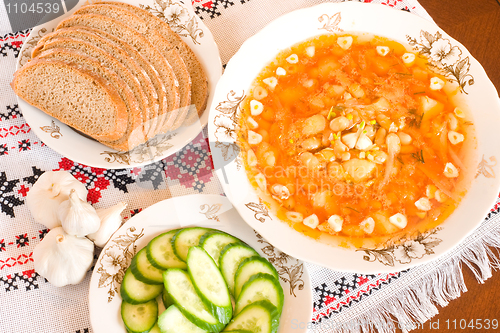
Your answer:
[318,214,500,333]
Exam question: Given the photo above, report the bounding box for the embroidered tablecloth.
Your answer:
[1,1,499,333]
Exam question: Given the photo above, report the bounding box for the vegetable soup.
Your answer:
[238,33,475,243]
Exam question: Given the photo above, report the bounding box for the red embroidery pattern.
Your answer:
[0,124,31,138]
[0,30,30,42]
[312,273,400,322]
[0,252,33,269]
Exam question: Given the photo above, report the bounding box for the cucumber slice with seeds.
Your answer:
[121,299,158,333]
[219,243,259,295]
[234,256,279,299]
[187,246,232,324]
[130,248,164,285]
[163,268,224,332]
[158,304,208,333]
[224,300,279,333]
[147,230,187,270]
[172,227,212,262]
[200,231,240,264]
[235,273,284,315]
[120,227,285,333]
[120,268,163,304]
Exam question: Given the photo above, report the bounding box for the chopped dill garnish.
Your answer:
[411,150,425,163]
[413,91,426,95]
[395,72,413,76]
[408,108,424,128]
[345,206,360,213]
[397,156,404,165]
[463,121,474,126]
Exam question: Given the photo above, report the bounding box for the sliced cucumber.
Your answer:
[157,304,208,333]
[234,256,279,299]
[163,268,224,332]
[121,268,163,304]
[130,248,164,285]
[219,243,259,295]
[149,323,161,333]
[172,227,212,262]
[187,246,232,324]
[200,231,240,264]
[224,300,279,333]
[121,299,158,333]
[235,273,284,315]
[162,287,174,309]
[147,230,187,270]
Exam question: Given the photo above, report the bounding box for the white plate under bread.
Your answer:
[15,0,221,168]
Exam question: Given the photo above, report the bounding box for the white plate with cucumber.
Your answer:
[89,194,312,333]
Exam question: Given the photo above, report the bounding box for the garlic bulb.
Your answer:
[26,171,88,229]
[58,189,100,237]
[87,202,127,247]
[33,227,94,287]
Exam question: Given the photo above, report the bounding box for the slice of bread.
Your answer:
[96,1,208,126]
[33,38,148,145]
[12,58,128,142]
[56,14,180,134]
[36,48,145,151]
[32,27,160,139]
[75,3,192,132]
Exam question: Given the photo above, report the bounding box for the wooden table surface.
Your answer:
[398,0,500,332]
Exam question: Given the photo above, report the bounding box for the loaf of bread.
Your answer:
[36,48,146,151]
[56,13,181,134]
[97,1,209,126]
[33,27,159,140]
[73,3,193,132]
[12,1,209,152]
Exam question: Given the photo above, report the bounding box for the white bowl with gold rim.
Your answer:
[207,2,500,273]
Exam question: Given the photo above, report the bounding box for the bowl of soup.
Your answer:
[208,2,500,272]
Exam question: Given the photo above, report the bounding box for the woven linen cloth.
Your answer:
[1,1,500,333]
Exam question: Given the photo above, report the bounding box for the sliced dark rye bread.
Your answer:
[75,4,192,132]
[36,48,145,151]
[12,58,128,142]
[32,27,160,139]
[56,14,180,134]
[96,1,208,126]
[32,38,151,146]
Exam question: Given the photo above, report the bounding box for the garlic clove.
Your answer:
[402,53,416,65]
[376,46,390,57]
[33,227,94,287]
[87,202,127,247]
[59,189,100,237]
[303,214,319,229]
[337,36,353,50]
[286,211,303,223]
[305,46,315,57]
[26,171,88,229]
